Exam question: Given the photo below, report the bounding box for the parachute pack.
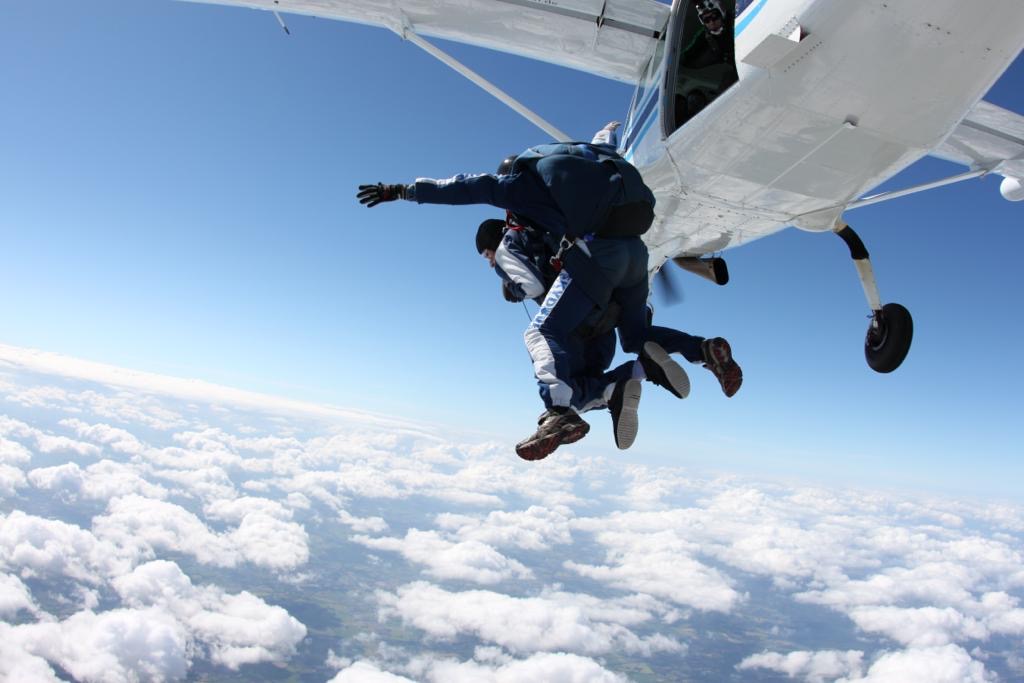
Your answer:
[511,143,655,240]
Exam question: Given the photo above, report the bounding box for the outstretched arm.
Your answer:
[356,175,509,209]
[355,172,566,239]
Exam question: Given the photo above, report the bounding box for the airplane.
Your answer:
[181,0,1024,374]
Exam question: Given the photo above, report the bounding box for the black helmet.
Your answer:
[497,154,517,176]
[695,0,725,34]
[476,219,506,254]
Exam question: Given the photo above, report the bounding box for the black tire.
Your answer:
[864,303,913,373]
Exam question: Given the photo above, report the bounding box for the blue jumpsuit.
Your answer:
[407,156,649,410]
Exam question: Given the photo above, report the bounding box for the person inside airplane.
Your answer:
[674,0,738,129]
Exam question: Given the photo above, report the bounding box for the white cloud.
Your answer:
[0,435,32,464]
[329,661,418,682]
[0,636,62,683]
[738,649,865,683]
[4,607,190,683]
[114,560,307,670]
[333,653,630,683]
[844,644,991,683]
[0,415,100,457]
[339,509,389,533]
[59,419,147,455]
[0,463,27,497]
[414,652,631,683]
[848,606,987,647]
[28,460,169,501]
[93,494,309,571]
[0,342,440,435]
[228,511,310,570]
[980,591,1024,635]
[565,527,740,612]
[354,530,532,585]
[377,581,683,657]
[0,572,40,618]
[435,505,574,551]
[93,495,240,568]
[204,495,293,522]
[0,510,136,586]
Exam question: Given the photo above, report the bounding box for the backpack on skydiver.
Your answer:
[510,143,656,240]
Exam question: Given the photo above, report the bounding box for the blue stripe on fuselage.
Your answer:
[736,0,768,36]
[622,86,661,154]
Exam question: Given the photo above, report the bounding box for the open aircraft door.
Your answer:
[661,0,740,136]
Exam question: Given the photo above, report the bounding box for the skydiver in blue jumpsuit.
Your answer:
[475,217,640,450]
[357,127,691,460]
[476,208,742,452]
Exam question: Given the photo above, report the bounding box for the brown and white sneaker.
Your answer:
[514,408,590,461]
[701,337,742,397]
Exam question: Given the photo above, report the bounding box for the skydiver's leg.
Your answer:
[607,239,651,354]
[524,270,602,410]
[582,329,617,378]
[647,325,705,363]
[573,331,629,413]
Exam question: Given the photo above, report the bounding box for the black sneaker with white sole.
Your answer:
[639,342,690,399]
[608,378,641,449]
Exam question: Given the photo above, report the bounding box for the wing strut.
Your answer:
[847,168,989,210]
[273,11,290,35]
[397,28,571,142]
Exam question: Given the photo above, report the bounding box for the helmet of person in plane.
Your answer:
[695,0,725,35]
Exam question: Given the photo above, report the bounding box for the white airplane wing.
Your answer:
[931,99,1024,180]
[182,0,670,84]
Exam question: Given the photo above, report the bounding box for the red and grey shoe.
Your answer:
[515,408,590,461]
[702,337,742,397]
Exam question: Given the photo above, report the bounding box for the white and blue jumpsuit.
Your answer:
[405,144,650,412]
[494,226,634,412]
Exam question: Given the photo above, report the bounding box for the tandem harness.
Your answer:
[505,210,591,274]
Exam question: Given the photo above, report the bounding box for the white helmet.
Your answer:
[695,0,725,35]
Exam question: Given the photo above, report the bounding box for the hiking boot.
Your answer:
[515,407,590,461]
[608,378,641,450]
[702,337,742,397]
[639,342,690,399]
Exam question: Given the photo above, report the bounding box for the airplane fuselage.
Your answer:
[625,0,1024,268]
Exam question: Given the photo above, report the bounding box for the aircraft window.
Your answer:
[735,0,756,16]
[667,0,740,132]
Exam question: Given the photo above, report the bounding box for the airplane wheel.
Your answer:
[864,303,913,373]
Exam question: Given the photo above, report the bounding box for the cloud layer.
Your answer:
[1,344,1022,682]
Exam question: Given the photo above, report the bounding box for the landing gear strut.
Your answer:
[835,221,913,373]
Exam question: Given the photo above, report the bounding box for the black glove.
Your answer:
[357,183,406,208]
[502,280,523,303]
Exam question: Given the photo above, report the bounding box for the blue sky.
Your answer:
[2,0,1022,500]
